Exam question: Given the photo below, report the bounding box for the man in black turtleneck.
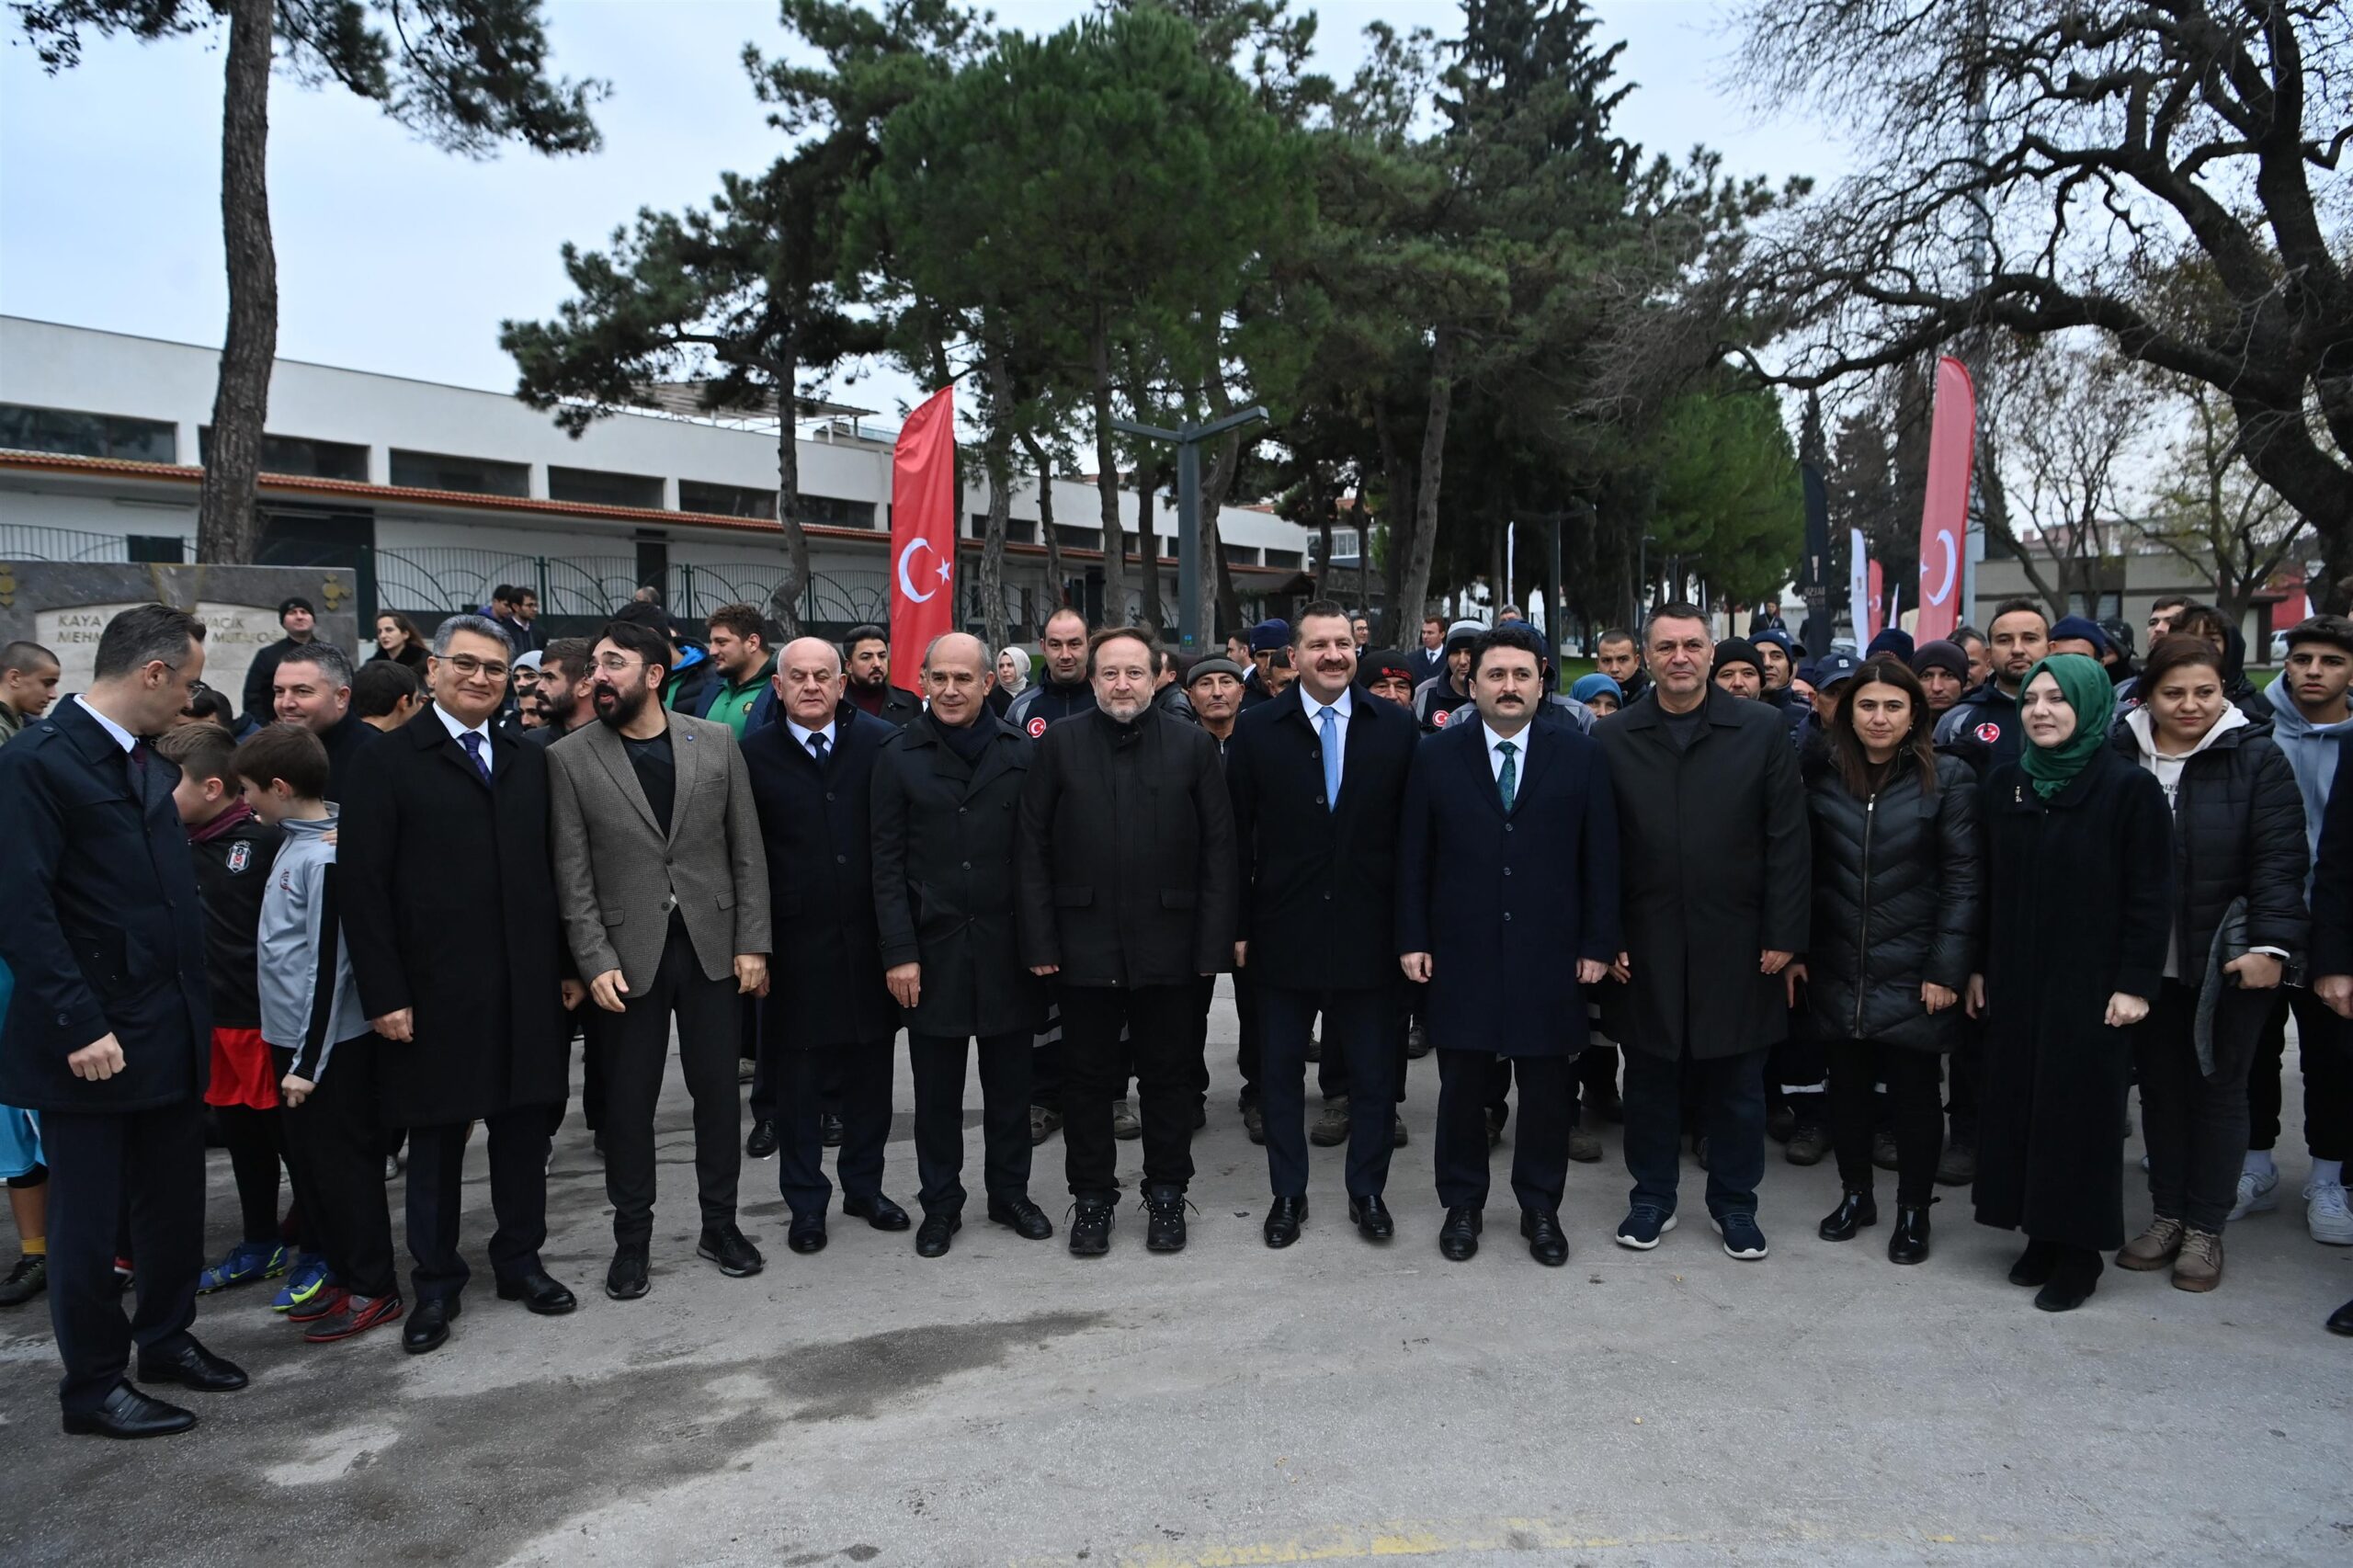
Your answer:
[1006,608,1097,737]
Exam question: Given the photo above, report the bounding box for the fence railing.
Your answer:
[0,523,135,562]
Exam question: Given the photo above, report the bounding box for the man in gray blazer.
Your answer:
[549,619,771,1301]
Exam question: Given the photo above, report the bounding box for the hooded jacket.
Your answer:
[2264,673,2353,869]
[256,812,368,1081]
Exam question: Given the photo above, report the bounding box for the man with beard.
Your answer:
[1003,608,1097,1142]
[691,606,778,736]
[524,639,596,747]
[1934,599,2050,777]
[1711,638,1767,702]
[842,625,920,727]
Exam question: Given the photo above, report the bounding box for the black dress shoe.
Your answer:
[606,1244,650,1300]
[788,1215,828,1254]
[1520,1209,1570,1267]
[745,1119,779,1159]
[1438,1205,1482,1262]
[1263,1195,1307,1248]
[62,1380,195,1439]
[2327,1297,2353,1336]
[2008,1236,2059,1287]
[843,1193,911,1231]
[821,1112,845,1148]
[135,1337,248,1392]
[698,1226,766,1278]
[1818,1189,1879,1242]
[495,1270,580,1314]
[915,1213,961,1257]
[2033,1247,2102,1312]
[1348,1193,1394,1242]
[403,1294,459,1354]
[1887,1203,1932,1266]
[987,1196,1054,1240]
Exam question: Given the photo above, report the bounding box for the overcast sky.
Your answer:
[0,0,1845,425]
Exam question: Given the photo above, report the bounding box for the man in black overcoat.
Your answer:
[1227,602,1419,1246]
[1596,604,1810,1261]
[0,605,248,1437]
[340,615,578,1354]
[743,636,906,1255]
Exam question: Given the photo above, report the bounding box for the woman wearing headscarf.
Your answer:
[1569,672,1621,718]
[2109,634,2306,1291]
[1969,653,2172,1311]
[991,645,1031,719]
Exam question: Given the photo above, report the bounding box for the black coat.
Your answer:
[1801,751,1980,1052]
[0,702,212,1112]
[1016,708,1237,988]
[743,704,901,1050]
[339,706,571,1125]
[2312,763,2353,979]
[1395,712,1622,1056]
[850,683,923,728]
[1226,686,1418,992]
[2107,715,2308,971]
[1933,681,2023,778]
[186,802,282,1033]
[317,709,376,806]
[1972,750,2172,1250]
[1596,688,1811,1061]
[870,712,1045,1040]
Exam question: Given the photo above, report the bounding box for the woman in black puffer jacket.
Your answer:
[1798,658,1981,1264]
[2107,634,2307,1292]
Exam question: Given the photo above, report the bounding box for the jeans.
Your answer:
[1623,1046,1767,1219]
[1826,1039,1942,1206]
[2138,979,2269,1232]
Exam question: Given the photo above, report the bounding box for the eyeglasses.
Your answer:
[592,653,644,674]
[441,653,511,680]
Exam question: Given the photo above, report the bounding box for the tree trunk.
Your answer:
[196,0,277,565]
[1380,423,1412,633]
[1091,324,1128,626]
[1346,487,1372,634]
[1020,427,1064,619]
[766,335,809,638]
[1397,328,1456,644]
[2230,393,2353,614]
[978,347,1015,655]
[1134,460,1163,637]
[1198,376,1245,638]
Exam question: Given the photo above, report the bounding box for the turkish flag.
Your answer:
[1914,356,1976,644]
[889,386,956,692]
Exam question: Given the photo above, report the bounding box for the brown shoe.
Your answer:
[2117,1215,2184,1271]
[2171,1227,2222,1292]
[1309,1096,1351,1148]
[1567,1124,1603,1163]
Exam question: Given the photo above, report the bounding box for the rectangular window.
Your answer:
[967,513,1038,544]
[1054,525,1102,551]
[679,480,776,520]
[127,534,187,563]
[548,464,664,510]
[1264,549,1304,570]
[1222,544,1261,566]
[0,402,178,464]
[388,448,530,497]
[199,427,369,482]
[800,494,876,530]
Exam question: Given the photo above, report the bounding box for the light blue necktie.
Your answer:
[1318,705,1340,811]
[1496,738,1518,812]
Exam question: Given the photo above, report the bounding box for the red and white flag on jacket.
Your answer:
[889,386,956,691]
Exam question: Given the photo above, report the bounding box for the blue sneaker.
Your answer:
[271,1255,334,1312]
[1714,1211,1769,1259]
[1615,1204,1677,1250]
[198,1241,287,1294]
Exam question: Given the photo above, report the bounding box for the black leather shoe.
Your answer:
[1818,1190,1879,1242]
[2327,1297,2353,1336]
[915,1213,961,1257]
[1263,1195,1306,1248]
[697,1226,765,1278]
[495,1270,579,1314]
[745,1119,779,1159]
[62,1381,195,1439]
[1520,1209,1570,1267]
[2033,1247,2102,1312]
[134,1337,247,1392]
[403,1294,459,1354]
[987,1196,1054,1240]
[1887,1204,1932,1266]
[788,1215,827,1255]
[1438,1205,1482,1262]
[606,1244,650,1300]
[821,1112,845,1148]
[843,1193,911,1232]
[1349,1193,1394,1242]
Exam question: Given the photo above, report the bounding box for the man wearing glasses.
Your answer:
[339,615,581,1354]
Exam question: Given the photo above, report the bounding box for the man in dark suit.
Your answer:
[0,603,248,1437]
[1017,628,1237,1256]
[743,636,907,1254]
[1227,602,1419,1246]
[340,614,580,1354]
[1397,622,1622,1267]
[1597,603,1810,1262]
[871,632,1056,1257]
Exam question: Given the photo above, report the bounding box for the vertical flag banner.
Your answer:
[1868,561,1886,642]
[890,386,956,690]
[1849,528,1871,649]
[1914,355,1977,644]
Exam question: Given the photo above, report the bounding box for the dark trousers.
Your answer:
[1234,971,1347,1108]
[1624,1046,1768,1219]
[1572,1044,1620,1124]
[1060,984,1198,1198]
[1946,1025,1980,1137]
[1435,1049,1573,1213]
[2139,980,2269,1232]
[776,1039,892,1219]
[1259,984,1398,1199]
[42,1102,203,1415]
[1826,1040,1942,1207]
[1769,1033,1828,1108]
[910,1031,1033,1216]
[274,1040,397,1299]
[1029,995,1065,1112]
[601,926,742,1245]
[2250,987,2353,1160]
[214,1104,284,1244]
[404,1107,551,1302]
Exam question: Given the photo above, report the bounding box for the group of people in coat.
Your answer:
[4,594,2351,1441]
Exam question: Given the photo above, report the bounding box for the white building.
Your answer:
[0,315,1315,637]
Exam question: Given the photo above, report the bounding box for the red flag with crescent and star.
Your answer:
[889,386,956,691]
[1913,355,1975,645]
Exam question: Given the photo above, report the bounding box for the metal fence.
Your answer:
[0,523,135,562]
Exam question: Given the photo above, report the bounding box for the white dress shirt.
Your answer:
[74,694,138,754]
[1300,685,1352,796]
[433,702,494,777]
[786,718,838,759]
[1482,719,1531,784]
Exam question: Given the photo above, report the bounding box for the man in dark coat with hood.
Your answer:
[1597,604,1810,1261]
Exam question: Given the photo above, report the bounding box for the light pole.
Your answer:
[1110,405,1268,653]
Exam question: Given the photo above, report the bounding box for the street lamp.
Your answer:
[1110,405,1268,653]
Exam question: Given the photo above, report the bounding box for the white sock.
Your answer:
[2245,1149,2277,1178]
[2311,1158,2344,1189]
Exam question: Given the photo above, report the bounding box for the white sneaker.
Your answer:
[2227,1165,2279,1221]
[2305,1179,2353,1245]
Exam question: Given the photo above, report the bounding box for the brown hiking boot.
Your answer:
[2172,1227,2222,1292]
[2117,1215,2184,1271]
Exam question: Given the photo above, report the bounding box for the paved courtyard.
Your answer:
[3,983,2347,1566]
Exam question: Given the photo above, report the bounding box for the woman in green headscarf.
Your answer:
[1968,653,2173,1312]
